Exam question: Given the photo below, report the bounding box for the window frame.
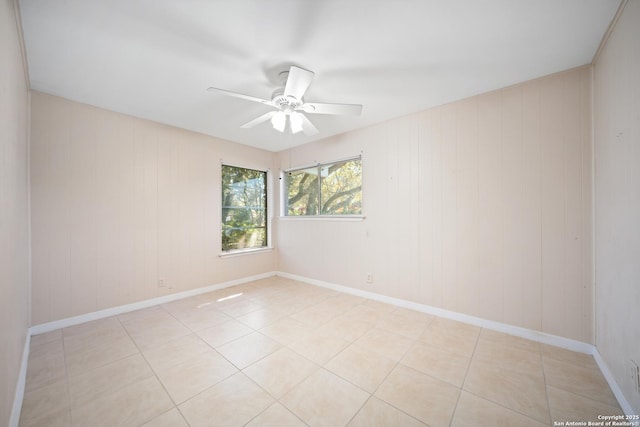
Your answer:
[220,163,271,256]
[281,155,364,219]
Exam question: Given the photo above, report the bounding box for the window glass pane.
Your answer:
[286,167,320,216]
[285,157,362,216]
[320,159,362,215]
[221,165,267,251]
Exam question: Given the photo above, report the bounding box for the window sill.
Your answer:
[219,247,273,258]
[278,215,366,222]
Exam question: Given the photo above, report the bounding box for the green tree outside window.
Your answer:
[221,165,267,251]
[286,158,362,216]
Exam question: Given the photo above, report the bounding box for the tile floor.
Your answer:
[20,277,622,427]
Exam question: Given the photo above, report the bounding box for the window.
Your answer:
[221,165,268,252]
[285,157,362,216]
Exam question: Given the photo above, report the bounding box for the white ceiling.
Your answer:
[19,0,620,152]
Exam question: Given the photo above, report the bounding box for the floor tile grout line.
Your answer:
[435,322,482,427]
[20,279,622,426]
[343,394,376,427]
[458,324,482,383]
[462,333,553,425]
[242,369,312,427]
[275,366,367,427]
[541,351,620,407]
[459,388,550,426]
[546,383,624,411]
[114,312,185,420]
[239,292,386,426]
[330,313,444,426]
[174,403,192,427]
[19,280,323,425]
[353,352,402,420]
[540,339,556,424]
[61,329,73,427]
[363,357,432,426]
[468,331,548,422]
[170,369,241,414]
[63,318,146,424]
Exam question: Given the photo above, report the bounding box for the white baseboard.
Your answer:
[276,271,635,415]
[9,332,30,427]
[29,272,276,336]
[277,271,640,415]
[593,349,636,416]
[24,270,634,417]
[277,271,594,354]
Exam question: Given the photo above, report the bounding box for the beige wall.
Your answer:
[29,92,277,325]
[277,66,593,344]
[0,0,30,425]
[12,0,640,416]
[594,0,640,413]
[29,67,595,347]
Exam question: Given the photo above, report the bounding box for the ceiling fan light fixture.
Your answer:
[289,112,304,134]
[271,111,286,132]
[208,65,362,136]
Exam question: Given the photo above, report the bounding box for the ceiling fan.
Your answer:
[207,65,363,136]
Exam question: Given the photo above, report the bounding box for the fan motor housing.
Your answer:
[271,88,301,111]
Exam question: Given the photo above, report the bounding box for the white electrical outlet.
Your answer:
[366,273,373,284]
[158,278,165,288]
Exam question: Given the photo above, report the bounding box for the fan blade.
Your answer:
[300,114,319,136]
[302,102,363,116]
[207,87,273,106]
[284,66,314,100]
[240,111,277,129]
